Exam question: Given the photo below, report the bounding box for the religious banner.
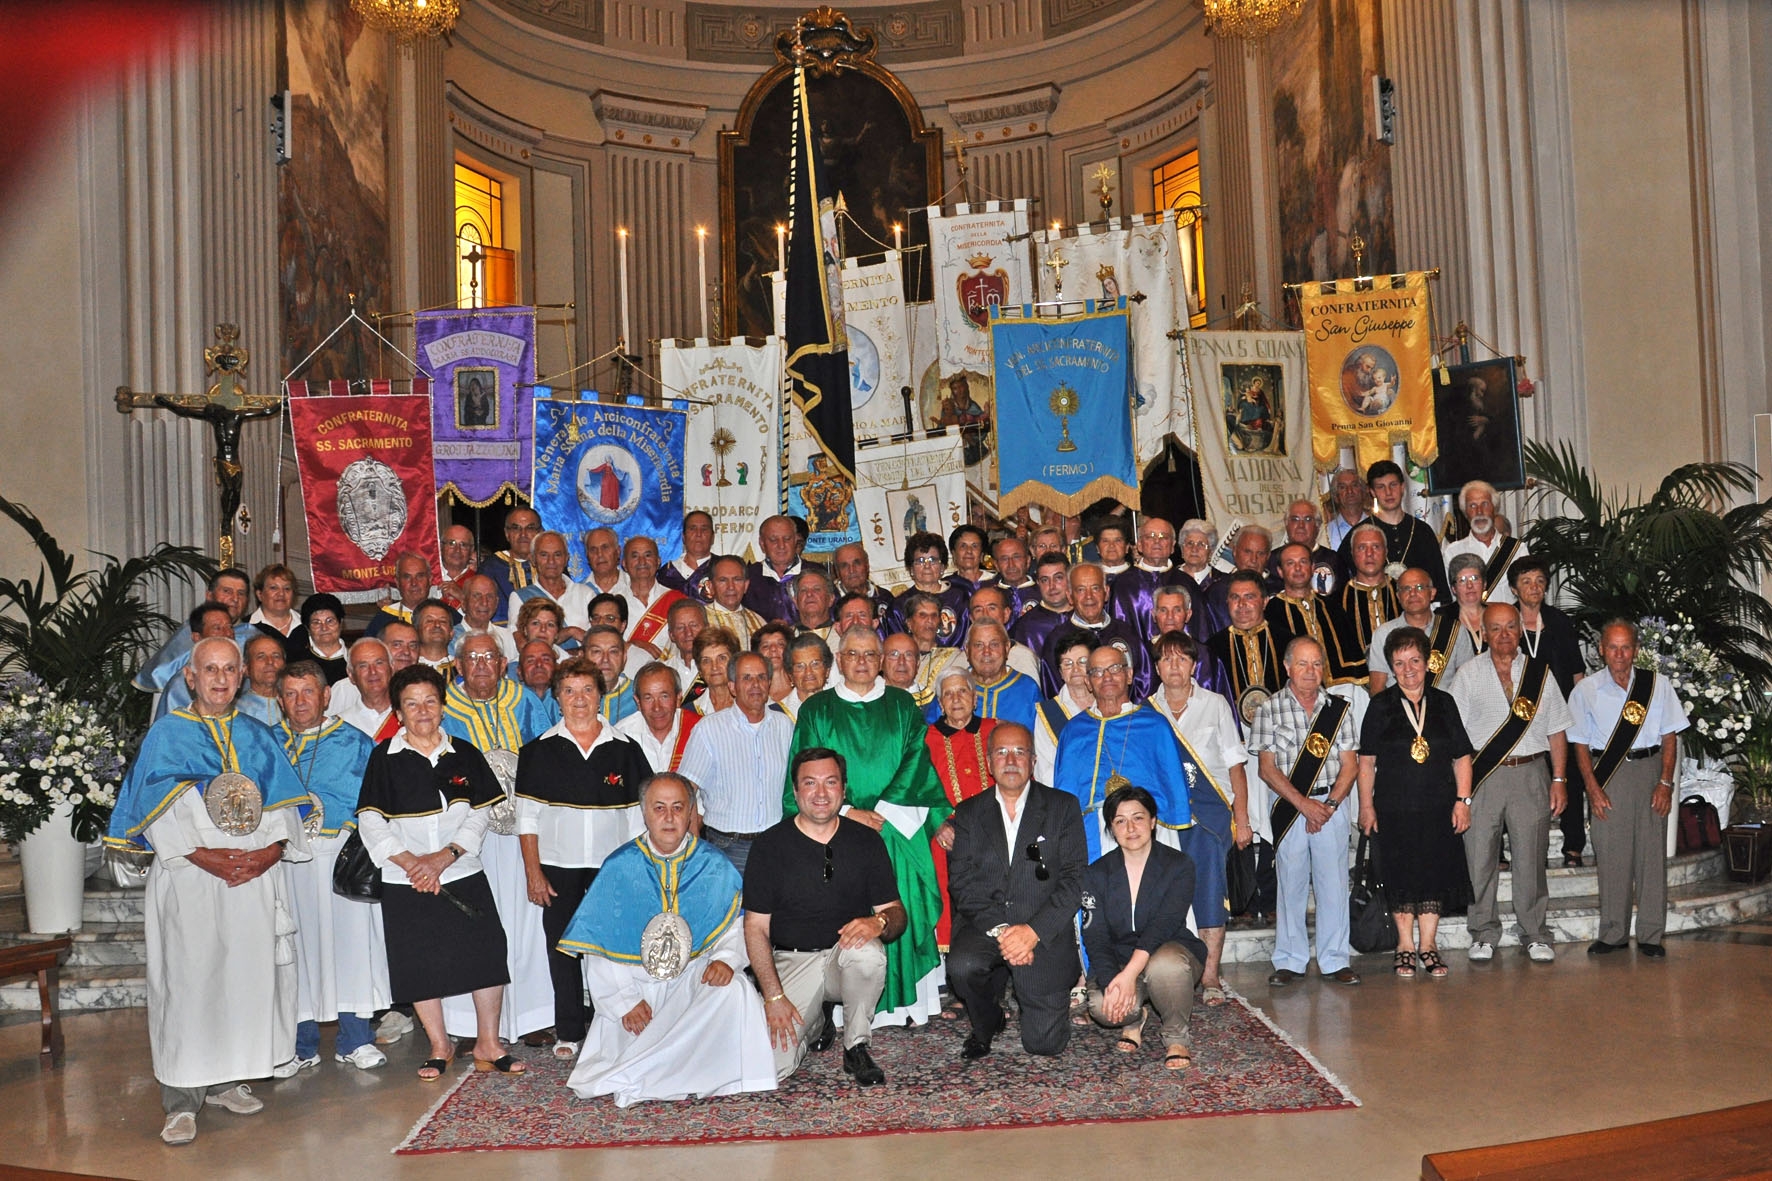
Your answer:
[530,398,687,579]
[1297,271,1438,472]
[1184,330,1312,530]
[1033,213,1194,467]
[853,432,967,593]
[287,381,440,603]
[928,200,1031,380]
[659,338,784,561]
[413,307,536,505]
[988,300,1139,516]
[843,252,915,443]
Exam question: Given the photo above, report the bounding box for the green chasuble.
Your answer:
[785,683,953,1015]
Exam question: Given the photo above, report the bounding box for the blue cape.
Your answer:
[557,833,742,965]
[105,710,313,854]
[279,718,374,837]
[1052,703,1199,859]
[441,678,551,751]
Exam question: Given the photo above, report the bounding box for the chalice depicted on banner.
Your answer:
[1049,384,1080,453]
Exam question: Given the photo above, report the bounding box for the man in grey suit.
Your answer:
[941,721,1087,1060]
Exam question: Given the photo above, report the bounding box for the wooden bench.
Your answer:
[0,937,71,1068]
[1423,1099,1772,1180]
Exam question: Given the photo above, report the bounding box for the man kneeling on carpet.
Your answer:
[556,772,776,1105]
[743,747,905,1086]
[1081,785,1208,1071]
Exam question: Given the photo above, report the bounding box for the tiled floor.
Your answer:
[2,928,1769,1179]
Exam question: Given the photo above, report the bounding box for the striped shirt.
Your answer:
[675,704,794,834]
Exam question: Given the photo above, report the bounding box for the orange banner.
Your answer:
[1299,272,1438,472]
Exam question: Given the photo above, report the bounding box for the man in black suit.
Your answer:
[941,721,1087,1059]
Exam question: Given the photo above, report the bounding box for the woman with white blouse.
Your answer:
[515,656,653,1062]
[356,664,525,1081]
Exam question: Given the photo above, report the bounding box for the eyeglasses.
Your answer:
[1399,582,1434,593]
[1086,664,1129,678]
[1025,840,1050,881]
[1286,514,1318,524]
[910,556,943,566]
[461,651,500,664]
[823,842,835,883]
[1058,658,1090,671]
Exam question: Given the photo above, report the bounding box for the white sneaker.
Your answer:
[1468,941,1494,962]
[271,1055,320,1079]
[336,1043,388,1070]
[1527,942,1556,963]
[203,1084,264,1115]
[376,1010,414,1044]
[160,1112,197,1146]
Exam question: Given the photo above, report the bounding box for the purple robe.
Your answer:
[1040,614,1154,700]
[658,555,711,593]
[1108,563,1187,645]
[743,559,822,625]
[892,582,970,648]
[990,577,1043,623]
[1011,604,1069,694]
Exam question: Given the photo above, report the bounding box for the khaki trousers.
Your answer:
[1087,941,1203,1049]
[1464,759,1552,946]
[1591,757,1669,944]
[770,940,886,1080]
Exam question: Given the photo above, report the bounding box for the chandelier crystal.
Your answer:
[1201,0,1306,41]
[350,0,462,43]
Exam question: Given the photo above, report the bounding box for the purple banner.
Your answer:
[414,307,537,505]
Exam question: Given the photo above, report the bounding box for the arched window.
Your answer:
[1152,149,1206,328]
[455,161,517,308]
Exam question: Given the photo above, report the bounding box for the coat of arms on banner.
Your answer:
[958,254,1009,329]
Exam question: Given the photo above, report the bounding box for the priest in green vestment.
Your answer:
[784,624,952,1024]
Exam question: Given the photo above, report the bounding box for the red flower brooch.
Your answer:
[604,773,623,787]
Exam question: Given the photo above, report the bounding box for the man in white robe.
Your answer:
[559,773,775,1106]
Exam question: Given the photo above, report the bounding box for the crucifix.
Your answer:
[1044,249,1069,298]
[115,323,282,569]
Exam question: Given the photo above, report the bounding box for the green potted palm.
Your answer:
[0,494,213,930]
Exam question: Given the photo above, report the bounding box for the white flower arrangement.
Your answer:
[1635,617,1755,761]
[0,675,127,843]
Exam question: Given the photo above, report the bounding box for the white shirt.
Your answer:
[676,705,794,834]
[1442,533,1528,605]
[1007,641,1041,682]
[511,579,595,631]
[1147,686,1247,802]
[1566,669,1690,749]
[333,689,392,739]
[515,721,645,868]
[357,731,491,886]
[1034,685,1088,785]
[615,709,686,773]
[1446,652,1573,757]
[248,607,297,636]
[997,788,1030,857]
[584,569,632,599]
[1325,513,1364,551]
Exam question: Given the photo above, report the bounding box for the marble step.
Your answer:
[1496,849,1723,904]
[82,878,146,925]
[0,963,147,1012]
[0,922,145,969]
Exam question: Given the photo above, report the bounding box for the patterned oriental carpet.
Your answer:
[395,990,1357,1154]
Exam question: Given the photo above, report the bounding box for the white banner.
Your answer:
[854,432,967,592]
[1034,212,1193,467]
[1183,330,1313,532]
[844,252,914,443]
[928,201,1031,380]
[660,338,785,561]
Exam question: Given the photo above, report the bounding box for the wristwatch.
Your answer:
[985,923,1009,938]
[1456,796,1473,807]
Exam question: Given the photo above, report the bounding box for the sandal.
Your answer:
[551,1041,579,1061]
[1201,985,1226,1006]
[1164,1045,1192,1071]
[1394,950,1417,978]
[474,1054,527,1074]
[417,1054,454,1081]
[1419,949,1449,978]
[1115,1007,1147,1053]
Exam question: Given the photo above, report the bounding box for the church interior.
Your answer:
[4,0,1772,1176]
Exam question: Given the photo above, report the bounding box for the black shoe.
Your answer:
[808,1000,839,1052]
[843,1043,885,1085]
[1638,942,1667,958]
[961,1033,992,1060]
[1587,939,1625,956]
[1267,968,1301,986]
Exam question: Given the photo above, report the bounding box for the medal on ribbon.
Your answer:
[1621,701,1647,727]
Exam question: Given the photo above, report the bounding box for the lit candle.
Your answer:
[1050,220,1061,235]
[696,226,709,340]
[776,223,787,274]
[892,222,903,251]
[617,227,631,350]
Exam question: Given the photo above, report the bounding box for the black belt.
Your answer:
[1625,746,1661,761]
[774,945,836,954]
[705,825,767,840]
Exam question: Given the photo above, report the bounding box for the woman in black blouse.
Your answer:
[1356,627,1475,979]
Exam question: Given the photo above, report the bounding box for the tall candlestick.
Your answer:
[892,222,903,251]
[696,225,709,339]
[617,227,631,349]
[776,223,787,274]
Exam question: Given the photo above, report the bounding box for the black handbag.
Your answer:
[1225,838,1259,915]
[331,827,383,902]
[1348,832,1398,953]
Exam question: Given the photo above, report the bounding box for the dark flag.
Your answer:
[783,64,856,483]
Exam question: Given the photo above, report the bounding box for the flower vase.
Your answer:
[17,801,86,933]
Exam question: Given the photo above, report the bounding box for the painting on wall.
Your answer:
[280,0,392,379]
[1427,357,1526,495]
[1269,0,1394,311]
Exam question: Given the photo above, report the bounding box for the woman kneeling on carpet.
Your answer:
[556,771,776,1106]
[356,664,526,1081]
[1080,785,1209,1071]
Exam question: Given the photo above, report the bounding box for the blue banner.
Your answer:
[989,300,1140,515]
[531,398,687,577]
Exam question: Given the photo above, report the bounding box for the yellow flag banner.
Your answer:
[1298,271,1438,473]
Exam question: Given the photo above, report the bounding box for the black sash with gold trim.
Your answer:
[1479,537,1521,603]
[1470,657,1553,786]
[1587,669,1657,789]
[1423,610,1459,687]
[1270,695,1351,845]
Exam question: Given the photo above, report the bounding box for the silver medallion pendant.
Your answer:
[205,772,263,836]
[482,748,519,836]
[641,911,693,980]
[302,792,325,838]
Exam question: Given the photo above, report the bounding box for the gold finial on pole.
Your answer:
[1349,231,1365,278]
